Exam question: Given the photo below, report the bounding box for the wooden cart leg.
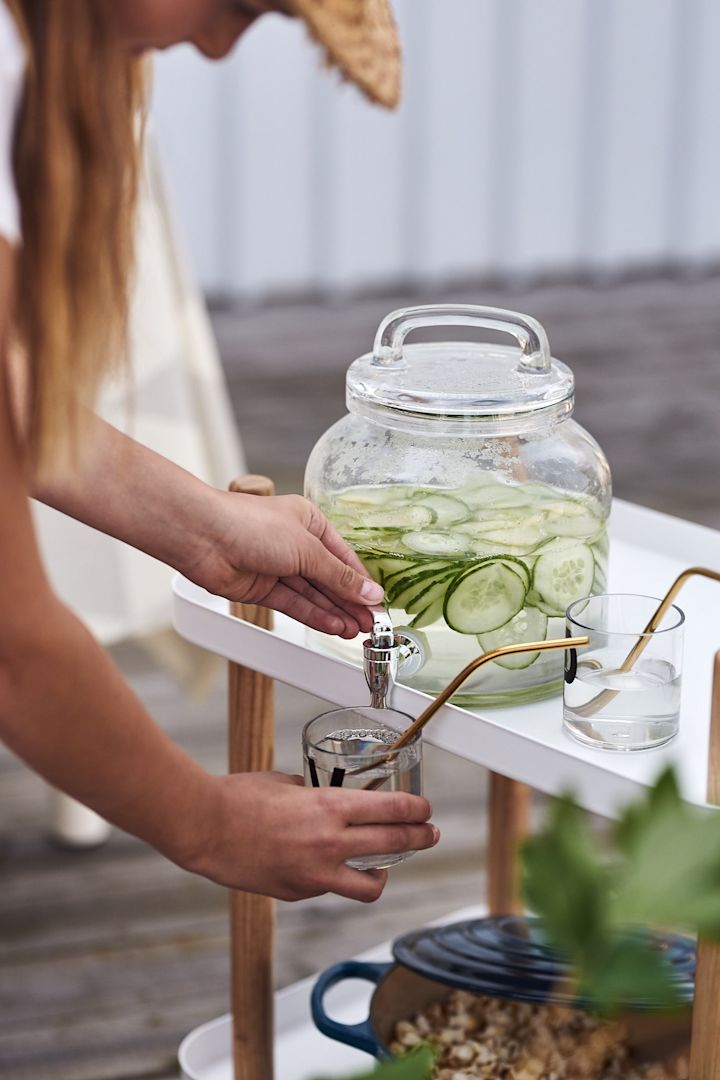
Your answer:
[689,653,720,1079]
[228,475,276,1080]
[487,772,532,915]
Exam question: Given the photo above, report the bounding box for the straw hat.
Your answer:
[286,0,401,109]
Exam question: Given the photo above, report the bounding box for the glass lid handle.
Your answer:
[372,304,552,372]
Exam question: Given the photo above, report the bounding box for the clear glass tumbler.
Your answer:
[563,594,684,751]
[302,706,422,871]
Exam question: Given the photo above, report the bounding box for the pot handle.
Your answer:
[373,304,551,373]
[311,960,393,1058]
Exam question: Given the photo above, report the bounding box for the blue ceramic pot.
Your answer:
[311,916,695,1061]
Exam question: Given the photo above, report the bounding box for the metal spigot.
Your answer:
[363,611,425,709]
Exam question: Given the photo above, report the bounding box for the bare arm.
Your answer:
[33,411,382,638]
[0,247,435,900]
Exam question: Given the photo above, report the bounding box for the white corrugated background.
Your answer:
[152,0,720,299]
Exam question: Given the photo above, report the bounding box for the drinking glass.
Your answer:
[302,706,422,870]
[564,594,684,751]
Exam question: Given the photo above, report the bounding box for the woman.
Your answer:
[0,0,438,904]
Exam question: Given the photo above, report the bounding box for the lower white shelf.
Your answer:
[179,906,485,1080]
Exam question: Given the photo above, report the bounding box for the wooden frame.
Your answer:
[225,473,720,1079]
[228,475,276,1080]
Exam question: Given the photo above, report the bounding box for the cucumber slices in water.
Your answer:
[444,558,527,634]
[391,569,457,613]
[335,485,416,507]
[542,501,602,538]
[532,543,594,614]
[403,531,470,556]
[323,479,608,660]
[410,595,446,629]
[413,493,470,525]
[359,505,435,529]
[479,607,548,669]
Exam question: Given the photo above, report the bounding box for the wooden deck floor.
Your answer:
[1,270,719,1079]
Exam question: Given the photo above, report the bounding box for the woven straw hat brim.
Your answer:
[287,0,401,109]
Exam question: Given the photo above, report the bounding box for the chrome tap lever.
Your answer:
[371,610,394,650]
[363,613,426,709]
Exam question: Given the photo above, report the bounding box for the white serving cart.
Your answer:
[173,479,720,1080]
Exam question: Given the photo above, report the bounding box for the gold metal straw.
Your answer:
[571,566,720,719]
[352,635,589,790]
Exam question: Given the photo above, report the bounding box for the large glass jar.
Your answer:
[305,305,611,706]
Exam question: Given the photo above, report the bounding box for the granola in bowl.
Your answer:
[389,990,689,1079]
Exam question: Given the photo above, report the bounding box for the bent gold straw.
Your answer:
[571,566,720,720]
[350,635,589,791]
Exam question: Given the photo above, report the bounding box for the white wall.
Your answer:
[152,0,720,300]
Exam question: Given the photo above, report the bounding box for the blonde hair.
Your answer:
[7,0,145,474]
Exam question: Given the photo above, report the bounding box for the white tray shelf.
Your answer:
[173,499,720,820]
[179,906,486,1080]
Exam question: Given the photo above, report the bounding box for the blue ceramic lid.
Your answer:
[392,915,695,1010]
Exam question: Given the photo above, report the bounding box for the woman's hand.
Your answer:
[188,490,384,638]
[32,418,383,638]
[188,772,439,902]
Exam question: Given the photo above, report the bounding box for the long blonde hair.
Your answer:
[7,0,145,474]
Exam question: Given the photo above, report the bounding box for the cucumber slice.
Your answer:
[385,561,451,603]
[339,528,405,547]
[592,562,608,594]
[465,513,525,532]
[403,531,470,556]
[542,501,602,538]
[462,485,530,510]
[533,543,594,613]
[349,536,416,556]
[467,539,537,559]
[359,555,383,577]
[450,553,530,592]
[335,486,414,506]
[531,596,565,618]
[532,535,588,555]
[444,558,527,635]
[526,588,564,617]
[413,493,470,525]
[360,505,436,530]
[479,607,548,669]
[404,567,465,615]
[369,556,418,584]
[592,531,610,559]
[382,559,427,586]
[410,595,446,629]
[473,523,546,549]
[391,570,457,614]
[493,554,532,590]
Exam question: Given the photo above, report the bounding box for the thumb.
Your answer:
[306,536,384,606]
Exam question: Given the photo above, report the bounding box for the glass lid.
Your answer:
[346,305,574,424]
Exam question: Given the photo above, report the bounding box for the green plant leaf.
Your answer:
[610,768,720,937]
[577,933,682,1015]
[312,1045,435,1080]
[522,767,720,1014]
[521,793,609,968]
[613,766,683,854]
